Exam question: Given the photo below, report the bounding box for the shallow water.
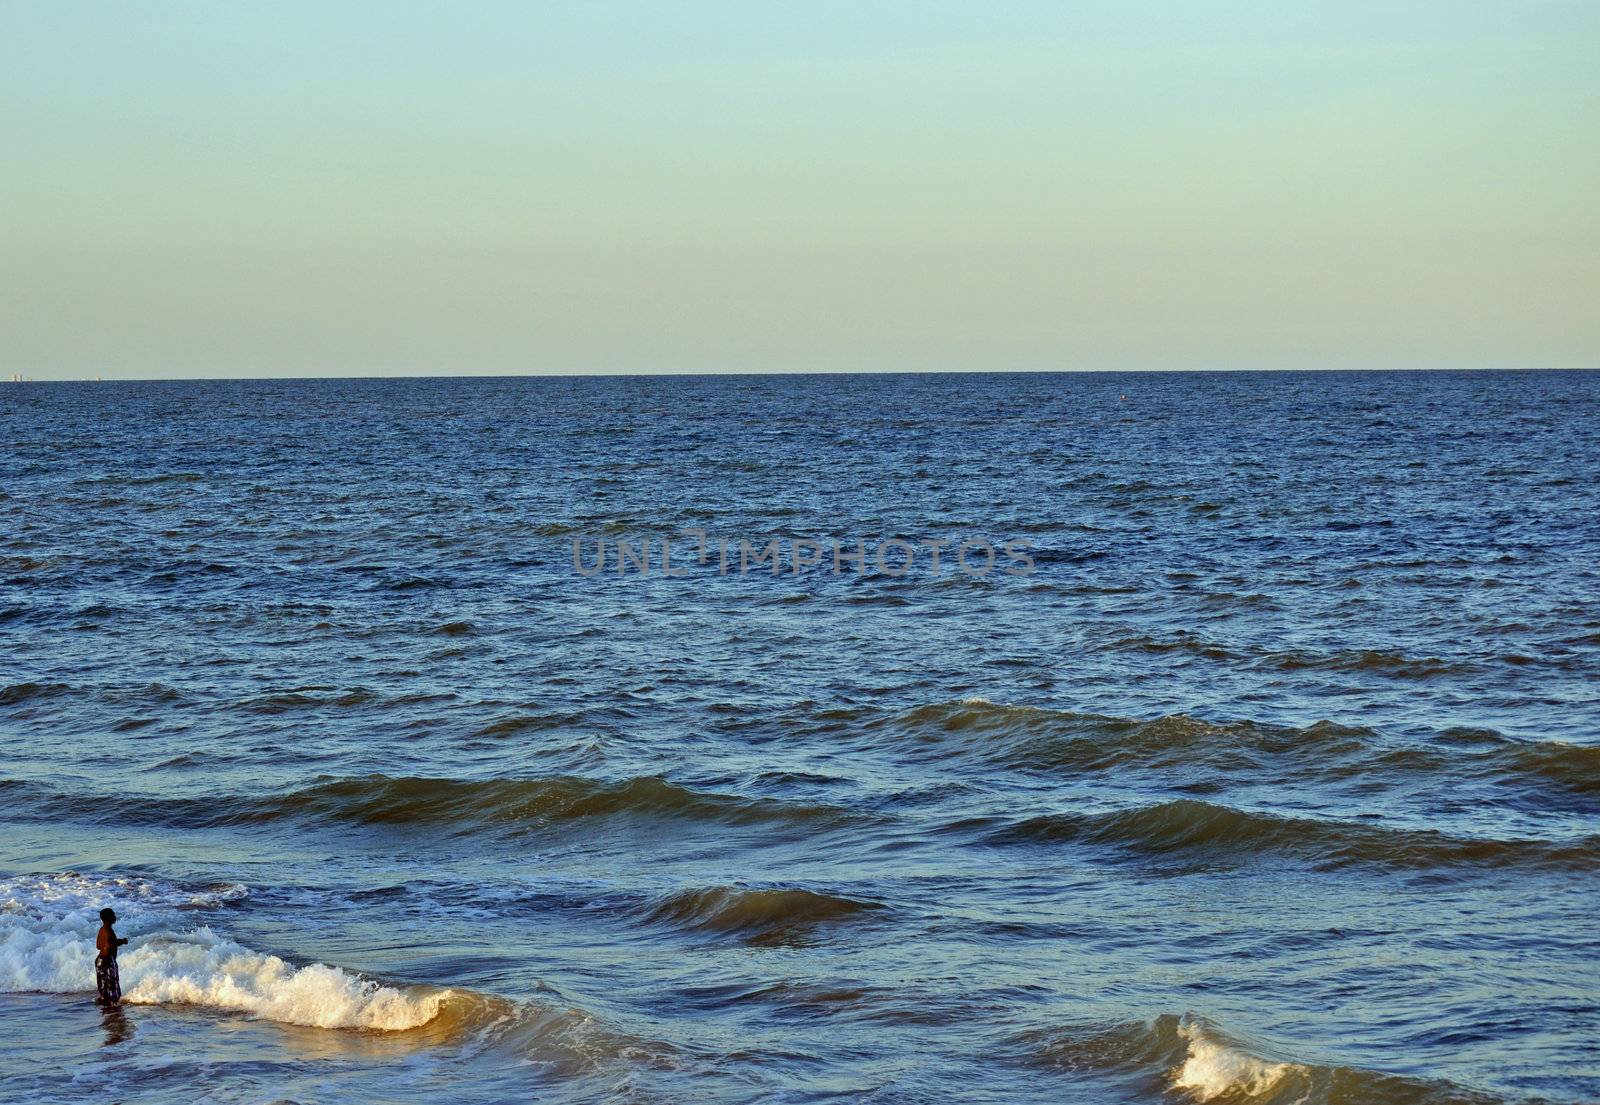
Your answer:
[1,370,1597,1103]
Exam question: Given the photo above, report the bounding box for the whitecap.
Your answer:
[1172,1017,1299,1101]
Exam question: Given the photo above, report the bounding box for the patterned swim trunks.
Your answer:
[95,954,121,1003]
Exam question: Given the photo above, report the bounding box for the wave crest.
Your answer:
[640,885,884,944]
[9,775,860,836]
[261,775,853,832]
[873,699,1596,812]
[120,929,447,1030]
[1174,1018,1298,1100]
[0,872,441,1031]
[986,798,1598,871]
[1029,1013,1505,1105]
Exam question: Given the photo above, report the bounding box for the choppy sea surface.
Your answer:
[1,370,1596,1105]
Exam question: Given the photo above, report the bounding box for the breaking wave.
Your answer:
[0,874,686,1081]
[1029,1013,1505,1104]
[0,873,445,1031]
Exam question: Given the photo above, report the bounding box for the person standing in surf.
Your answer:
[95,907,128,1004]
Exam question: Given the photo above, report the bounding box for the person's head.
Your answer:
[99,907,116,925]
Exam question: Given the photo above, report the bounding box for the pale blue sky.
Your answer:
[2,1,1596,378]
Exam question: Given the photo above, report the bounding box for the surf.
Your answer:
[0,872,443,1031]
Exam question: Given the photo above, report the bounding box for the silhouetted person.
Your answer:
[95,907,127,1004]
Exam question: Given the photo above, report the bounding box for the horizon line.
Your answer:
[5,365,1597,385]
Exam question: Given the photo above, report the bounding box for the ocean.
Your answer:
[1,369,1595,1104]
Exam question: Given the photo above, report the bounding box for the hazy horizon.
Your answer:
[6,366,1598,385]
[3,2,1597,380]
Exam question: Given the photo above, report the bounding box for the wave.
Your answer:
[236,688,380,713]
[1480,737,1600,796]
[1029,1013,1506,1104]
[0,680,73,707]
[984,798,1599,871]
[1258,649,1475,679]
[0,871,691,1082]
[0,872,442,1031]
[255,775,856,832]
[881,700,1371,772]
[1111,633,1243,660]
[870,700,1597,808]
[474,711,587,737]
[639,885,884,944]
[8,775,860,835]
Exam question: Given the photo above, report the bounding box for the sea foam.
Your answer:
[1172,1017,1299,1101]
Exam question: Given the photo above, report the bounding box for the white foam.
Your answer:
[1172,1018,1297,1101]
[1,872,444,1031]
[0,870,247,914]
[121,929,446,1030]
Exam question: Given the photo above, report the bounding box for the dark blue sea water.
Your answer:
[2,370,1597,1104]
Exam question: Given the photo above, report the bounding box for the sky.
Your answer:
[1,1,1596,379]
